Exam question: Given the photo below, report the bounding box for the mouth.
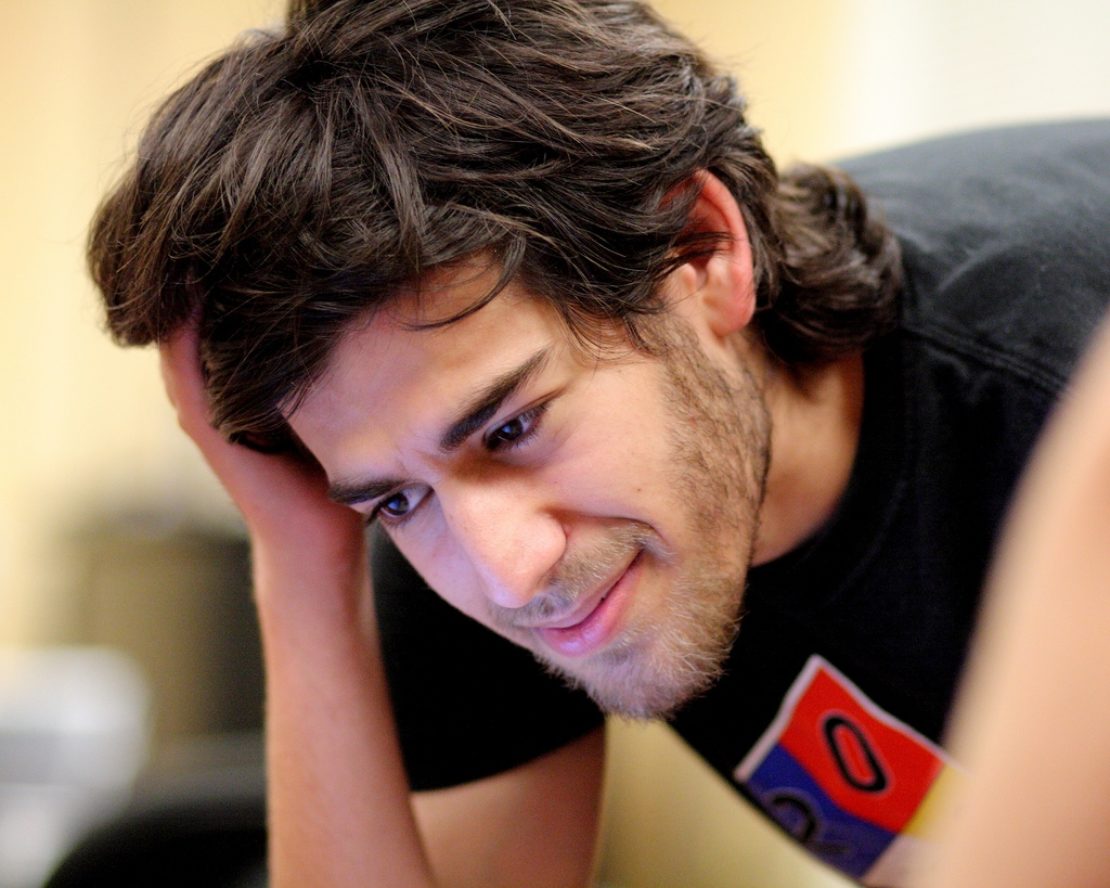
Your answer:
[533,550,643,658]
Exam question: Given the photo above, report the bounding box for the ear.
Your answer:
[664,171,756,342]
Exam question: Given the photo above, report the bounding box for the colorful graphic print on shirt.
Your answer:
[734,655,963,886]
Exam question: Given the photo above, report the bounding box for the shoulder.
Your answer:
[843,120,1110,389]
[841,118,1110,220]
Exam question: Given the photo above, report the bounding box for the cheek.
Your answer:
[383,504,534,650]
[562,363,677,501]
[428,567,501,637]
[391,530,493,626]
[559,417,676,514]
[418,567,520,645]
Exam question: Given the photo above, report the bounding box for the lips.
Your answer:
[539,581,618,630]
[534,550,642,657]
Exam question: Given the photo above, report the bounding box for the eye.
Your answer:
[484,403,548,452]
[369,486,429,527]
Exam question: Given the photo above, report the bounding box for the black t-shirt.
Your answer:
[372,119,1110,886]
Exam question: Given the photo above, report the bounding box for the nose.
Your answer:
[440,478,566,610]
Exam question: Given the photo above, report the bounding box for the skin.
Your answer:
[287,175,862,720]
[913,318,1110,887]
[160,172,864,886]
[288,276,766,719]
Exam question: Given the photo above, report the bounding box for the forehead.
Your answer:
[286,267,576,456]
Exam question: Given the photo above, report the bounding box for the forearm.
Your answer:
[255,539,435,888]
[922,319,1110,887]
[156,328,436,885]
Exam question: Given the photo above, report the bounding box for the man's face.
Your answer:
[288,268,771,718]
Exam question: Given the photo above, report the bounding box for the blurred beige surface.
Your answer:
[1,2,1106,885]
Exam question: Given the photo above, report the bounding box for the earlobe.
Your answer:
[667,171,757,340]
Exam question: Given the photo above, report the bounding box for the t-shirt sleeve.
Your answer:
[370,529,605,791]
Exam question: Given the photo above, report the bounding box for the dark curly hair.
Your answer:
[89,0,901,447]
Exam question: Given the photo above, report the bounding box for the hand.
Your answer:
[159,324,366,594]
[162,325,433,886]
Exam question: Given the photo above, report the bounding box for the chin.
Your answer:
[537,627,735,721]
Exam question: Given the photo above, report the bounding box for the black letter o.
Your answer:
[823,715,888,793]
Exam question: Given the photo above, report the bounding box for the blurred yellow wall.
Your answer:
[1,2,1105,886]
[0,1,280,644]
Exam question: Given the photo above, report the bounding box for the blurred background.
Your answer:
[1,0,1106,885]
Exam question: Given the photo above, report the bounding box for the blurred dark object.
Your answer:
[40,515,268,885]
[43,732,267,888]
[60,514,263,755]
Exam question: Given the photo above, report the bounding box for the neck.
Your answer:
[752,353,865,565]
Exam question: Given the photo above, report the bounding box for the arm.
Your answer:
[918,319,1110,887]
[414,727,605,888]
[161,328,430,887]
[161,330,604,887]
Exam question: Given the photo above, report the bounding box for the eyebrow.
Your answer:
[438,347,551,452]
[327,347,551,507]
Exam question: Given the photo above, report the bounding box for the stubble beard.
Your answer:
[520,323,771,720]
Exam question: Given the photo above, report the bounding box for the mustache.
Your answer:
[490,522,659,630]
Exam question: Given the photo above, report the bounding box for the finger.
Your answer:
[159,324,199,404]
[159,323,220,442]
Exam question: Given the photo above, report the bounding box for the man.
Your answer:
[88,0,1110,885]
